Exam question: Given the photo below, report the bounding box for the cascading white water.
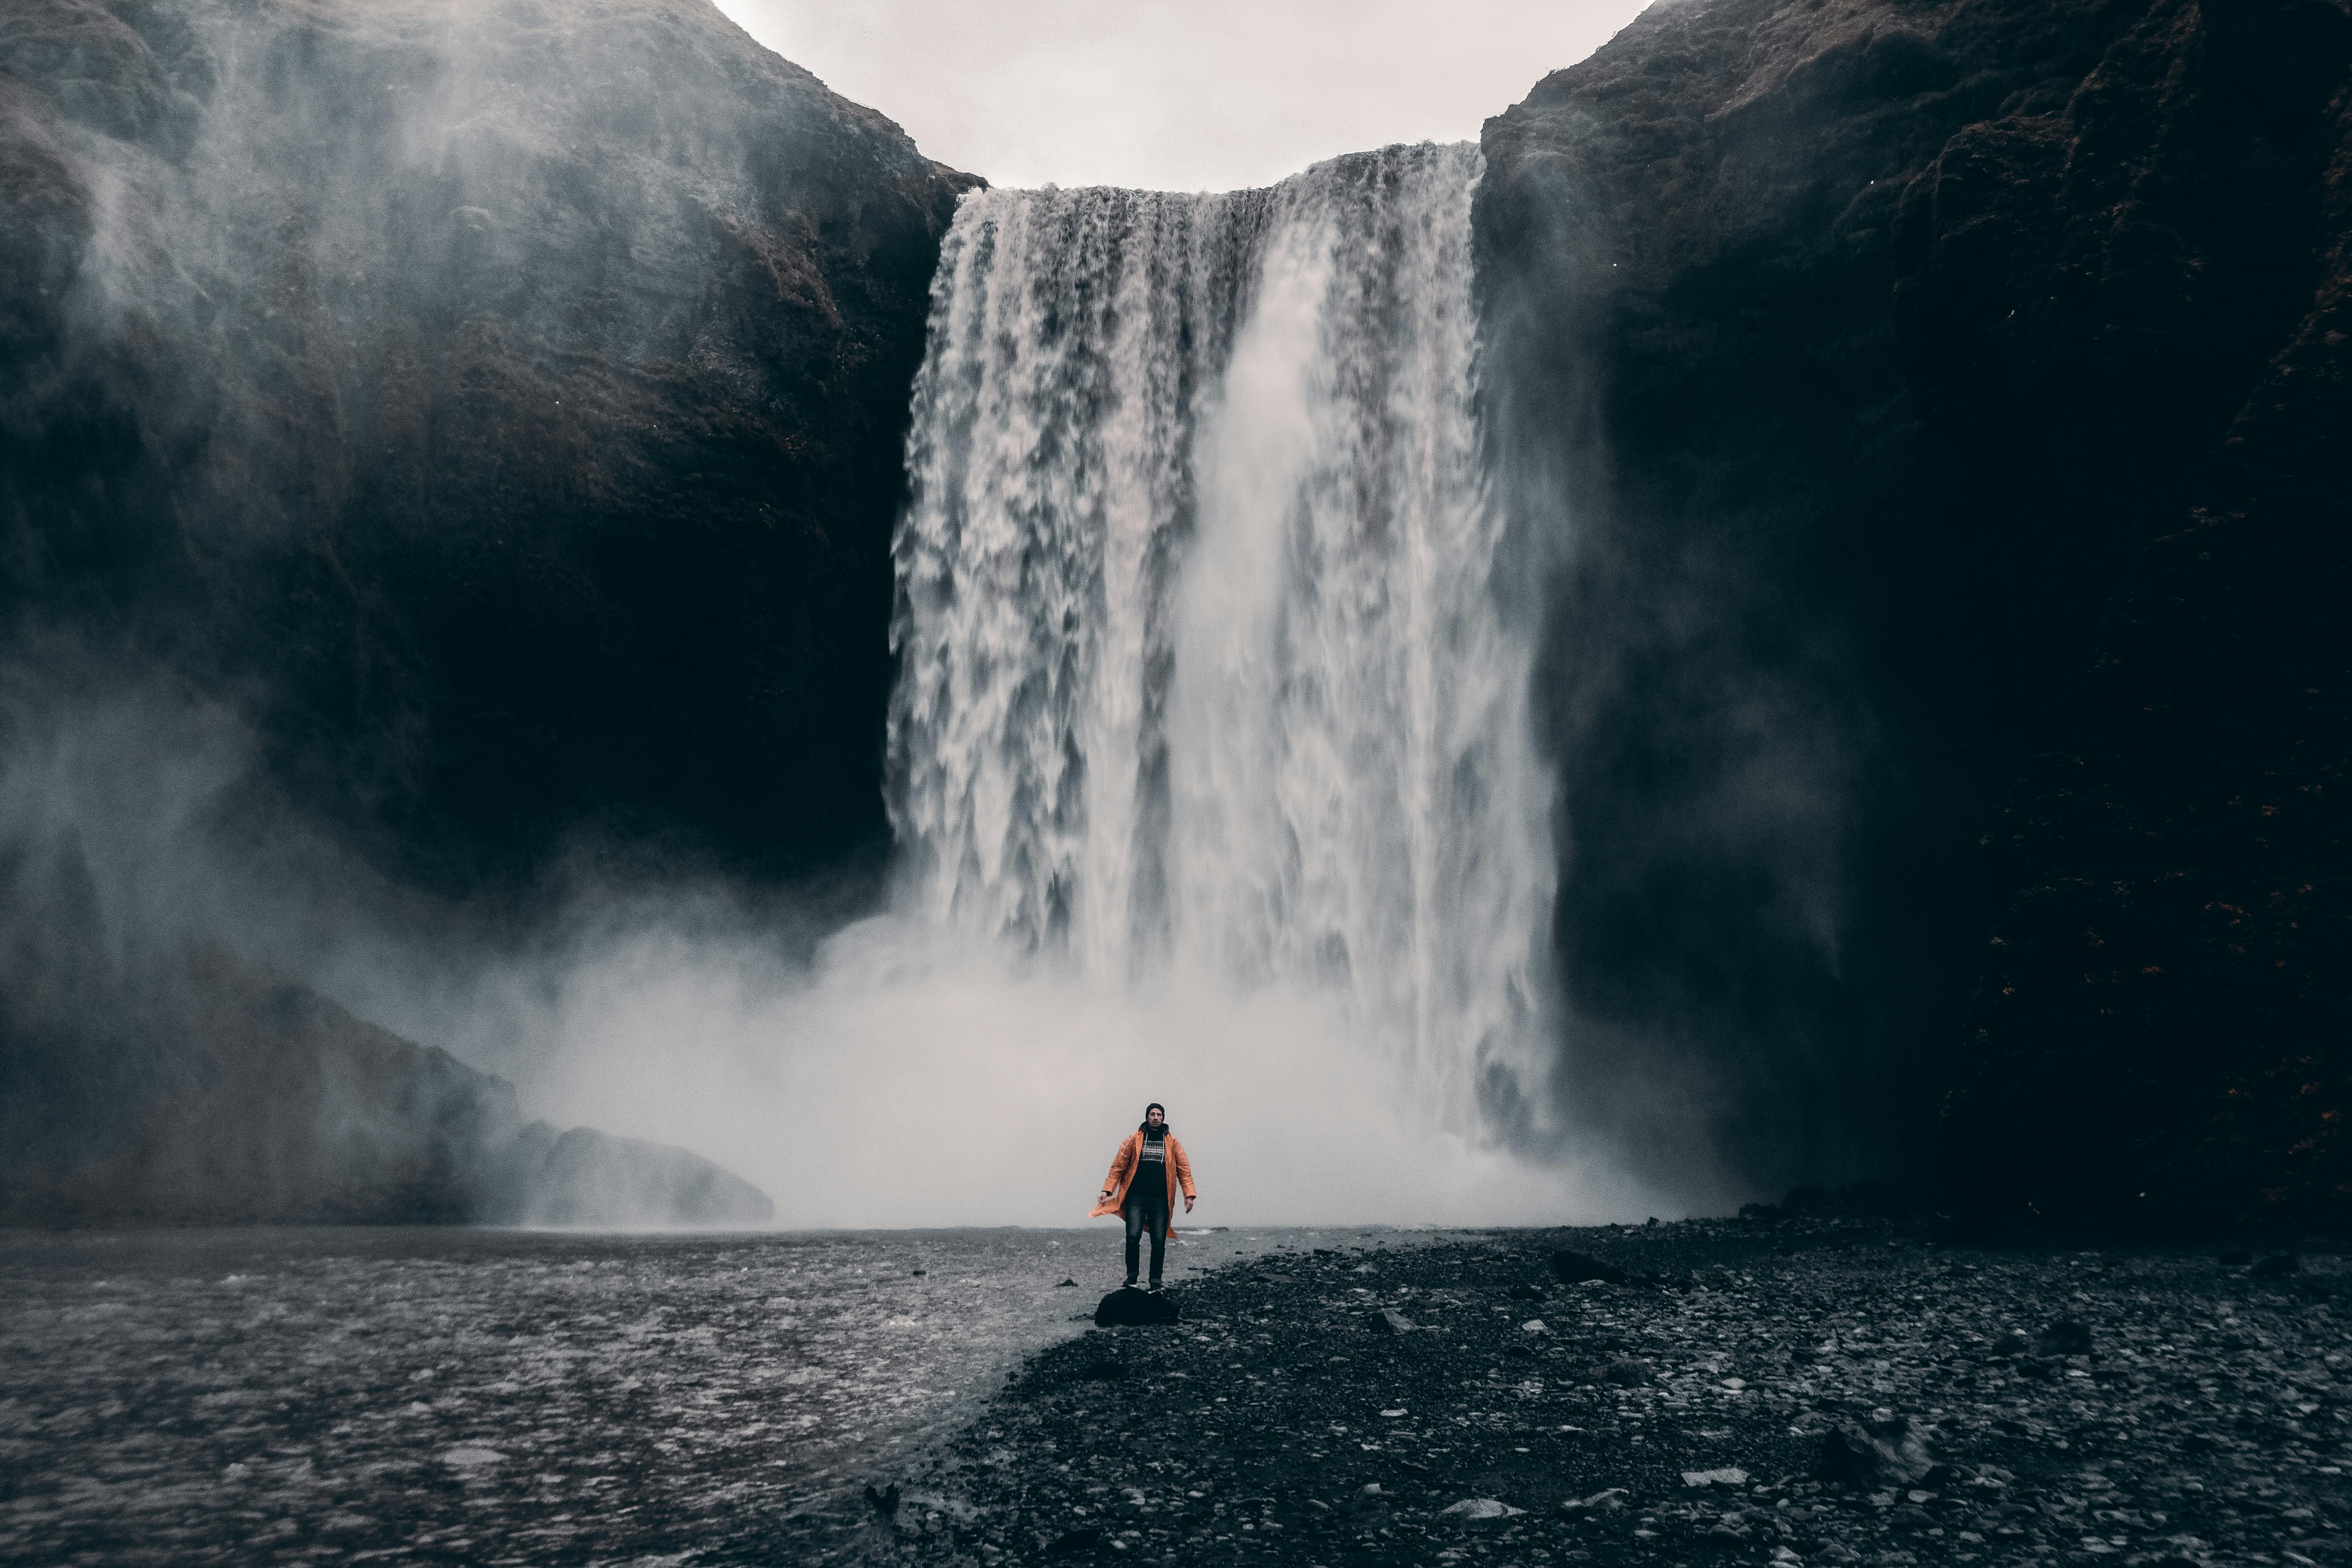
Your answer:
[374,144,1646,1231]
[889,143,1554,1132]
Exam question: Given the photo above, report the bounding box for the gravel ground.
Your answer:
[865,1218,2349,1567]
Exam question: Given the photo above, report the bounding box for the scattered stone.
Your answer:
[1055,1278,1078,1287]
[1438,1498,1522,1519]
[439,1446,504,1468]
[1369,1307,1416,1333]
[2034,1319,2092,1355]
[879,1223,2346,1568]
[1505,1283,1547,1300]
[1682,1467,1750,1488]
[1046,1525,1101,1555]
[865,1482,900,1519]
[1093,1290,1179,1328]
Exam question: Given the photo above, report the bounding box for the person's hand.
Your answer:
[1099,1188,1113,1202]
[1184,1196,1194,1213]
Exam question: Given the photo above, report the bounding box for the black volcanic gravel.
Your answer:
[867,1220,2351,1566]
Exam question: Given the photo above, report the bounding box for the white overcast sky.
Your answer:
[711,0,1655,192]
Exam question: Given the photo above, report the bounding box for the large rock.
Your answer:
[1479,0,2352,1227]
[0,0,977,897]
[1094,1288,1180,1327]
[1813,1415,1936,1489]
[481,1122,772,1227]
[0,830,770,1225]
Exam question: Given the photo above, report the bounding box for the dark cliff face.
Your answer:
[1480,0,2350,1226]
[0,838,773,1226]
[0,0,964,1225]
[0,0,977,896]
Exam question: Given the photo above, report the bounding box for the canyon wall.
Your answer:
[1480,0,2350,1227]
[0,0,967,1222]
[6,0,2345,1231]
[1,0,974,894]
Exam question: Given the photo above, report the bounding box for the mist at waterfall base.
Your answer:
[322,144,1671,1232]
[371,910,1660,1230]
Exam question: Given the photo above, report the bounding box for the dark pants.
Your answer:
[1123,1185,1169,1285]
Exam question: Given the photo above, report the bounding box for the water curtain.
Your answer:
[889,143,1551,1129]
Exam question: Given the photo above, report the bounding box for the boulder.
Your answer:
[1094,1289,1179,1328]
[1553,1250,1631,1286]
[1439,1499,1524,1520]
[478,1123,773,1228]
[1815,1416,1936,1488]
[1683,1468,1750,1489]
[2033,1320,2093,1357]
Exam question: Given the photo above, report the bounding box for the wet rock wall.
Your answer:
[1478,0,2352,1228]
[0,0,976,896]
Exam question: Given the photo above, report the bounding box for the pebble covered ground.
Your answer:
[871,1218,2349,1568]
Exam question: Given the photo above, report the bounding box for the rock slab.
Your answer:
[1094,1289,1180,1328]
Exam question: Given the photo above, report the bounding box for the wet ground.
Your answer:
[870,1219,2349,1568]
[0,1223,1387,1566]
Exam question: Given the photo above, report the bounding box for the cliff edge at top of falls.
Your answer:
[0,0,980,897]
[1477,0,2352,1230]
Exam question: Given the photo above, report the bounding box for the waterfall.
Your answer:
[887,143,1553,1133]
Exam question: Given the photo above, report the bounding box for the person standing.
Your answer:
[1087,1103,1195,1291]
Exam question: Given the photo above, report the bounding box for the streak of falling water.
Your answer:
[888,142,1553,1134]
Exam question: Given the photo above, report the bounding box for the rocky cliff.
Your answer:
[1480,0,2350,1228]
[0,0,963,1224]
[0,856,773,1226]
[0,0,975,894]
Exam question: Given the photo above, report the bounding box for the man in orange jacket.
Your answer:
[1089,1102,1195,1291]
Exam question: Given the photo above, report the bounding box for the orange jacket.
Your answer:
[1087,1130,1195,1239]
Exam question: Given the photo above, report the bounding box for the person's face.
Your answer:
[1147,1108,1164,1127]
